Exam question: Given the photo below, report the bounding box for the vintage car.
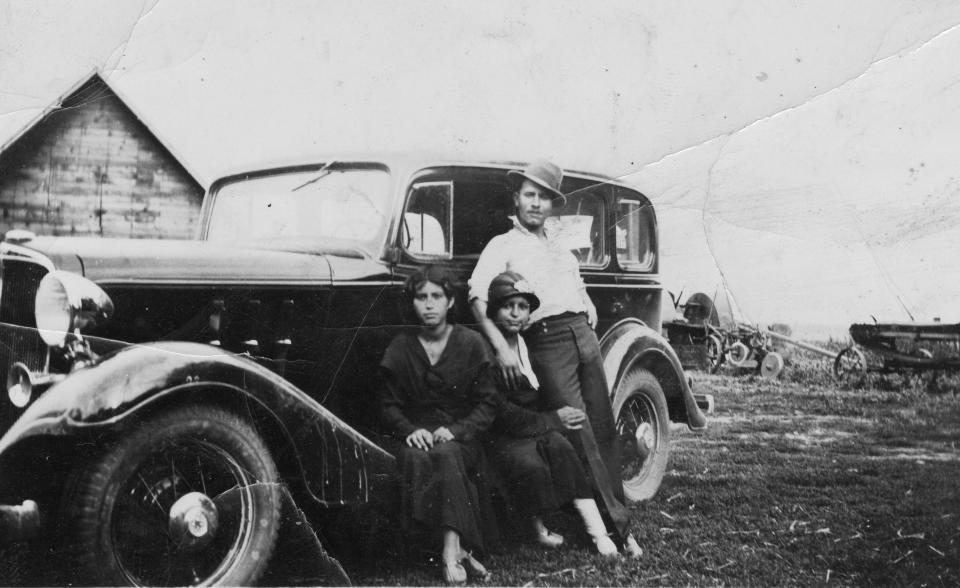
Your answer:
[0,156,708,586]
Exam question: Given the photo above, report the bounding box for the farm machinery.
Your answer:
[665,291,839,379]
[834,320,960,379]
[666,291,960,384]
[664,292,728,373]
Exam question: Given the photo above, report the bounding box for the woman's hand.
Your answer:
[406,428,434,450]
[556,406,586,430]
[432,426,454,443]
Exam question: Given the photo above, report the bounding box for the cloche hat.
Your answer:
[487,271,540,316]
[507,160,565,201]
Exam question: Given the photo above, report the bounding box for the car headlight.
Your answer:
[34,271,114,347]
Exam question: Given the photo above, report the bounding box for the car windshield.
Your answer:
[205,166,392,254]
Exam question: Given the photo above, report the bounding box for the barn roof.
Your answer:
[0,70,205,190]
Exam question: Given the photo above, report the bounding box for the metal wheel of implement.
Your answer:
[65,405,281,587]
[833,346,867,379]
[613,368,670,502]
[726,341,750,368]
[759,352,785,379]
[706,334,725,373]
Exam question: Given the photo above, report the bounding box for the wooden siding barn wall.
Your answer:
[0,77,204,240]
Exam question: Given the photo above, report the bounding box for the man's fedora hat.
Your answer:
[508,160,566,201]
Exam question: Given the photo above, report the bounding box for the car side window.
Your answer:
[615,196,655,271]
[402,181,452,257]
[402,170,514,260]
[548,190,606,267]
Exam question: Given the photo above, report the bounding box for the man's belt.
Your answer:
[525,311,586,335]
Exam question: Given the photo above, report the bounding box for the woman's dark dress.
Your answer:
[379,325,499,551]
[488,376,591,515]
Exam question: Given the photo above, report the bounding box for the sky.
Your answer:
[2,0,959,337]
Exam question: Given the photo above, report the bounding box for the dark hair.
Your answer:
[508,173,525,194]
[403,265,458,304]
[486,293,532,320]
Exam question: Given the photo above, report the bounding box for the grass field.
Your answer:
[3,349,956,586]
[348,354,960,586]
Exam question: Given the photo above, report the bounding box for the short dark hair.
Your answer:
[509,173,526,194]
[486,293,530,320]
[403,265,458,303]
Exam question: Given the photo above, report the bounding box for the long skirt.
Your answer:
[489,430,592,515]
[524,313,632,539]
[398,439,494,552]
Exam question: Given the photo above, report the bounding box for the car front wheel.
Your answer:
[613,368,670,502]
[65,405,281,587]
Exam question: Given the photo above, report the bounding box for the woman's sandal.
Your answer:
[532,516,564,548]
[623,533,643,558]
[592,534,619,557]
[441,561,467,585]
[535,529,564,548]
[459,551,491,582]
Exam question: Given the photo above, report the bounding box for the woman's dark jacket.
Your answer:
[379,325,498,441]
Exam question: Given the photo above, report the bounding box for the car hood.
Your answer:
[20,236,338,284]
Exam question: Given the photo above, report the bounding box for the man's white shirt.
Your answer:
[469,216,588,324]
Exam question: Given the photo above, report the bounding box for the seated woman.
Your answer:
[378,266,498,584]
[485,271,620,556]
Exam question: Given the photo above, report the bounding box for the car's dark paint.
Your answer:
[0,341,395,507]
[9,236,411,432]
[25,236,337,284]
[599,319,705,429]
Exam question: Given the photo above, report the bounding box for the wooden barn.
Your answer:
[0,72,204,240]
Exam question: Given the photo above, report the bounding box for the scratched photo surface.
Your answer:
[1,1,958,586]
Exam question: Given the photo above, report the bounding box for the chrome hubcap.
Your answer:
[635,422,654,462]
[168,492,219,552]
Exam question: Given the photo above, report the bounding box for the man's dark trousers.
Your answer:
[524,313,631,538]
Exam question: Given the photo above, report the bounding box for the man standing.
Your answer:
[469,160,639,556]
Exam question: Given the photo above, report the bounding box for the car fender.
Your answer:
[0,341,395,507]
[600,319,707,430]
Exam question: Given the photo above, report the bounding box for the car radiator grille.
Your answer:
[0,258,49,433]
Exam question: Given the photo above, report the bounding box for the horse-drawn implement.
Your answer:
[664,292,728,373]
[666,291,840,379]
[834,321,960,378]
[665,292,804,379]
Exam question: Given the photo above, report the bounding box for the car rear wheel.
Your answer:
[65,405,281,587]
[613,368,670,502]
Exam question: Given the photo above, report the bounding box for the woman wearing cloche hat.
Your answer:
[484,271,620,556]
